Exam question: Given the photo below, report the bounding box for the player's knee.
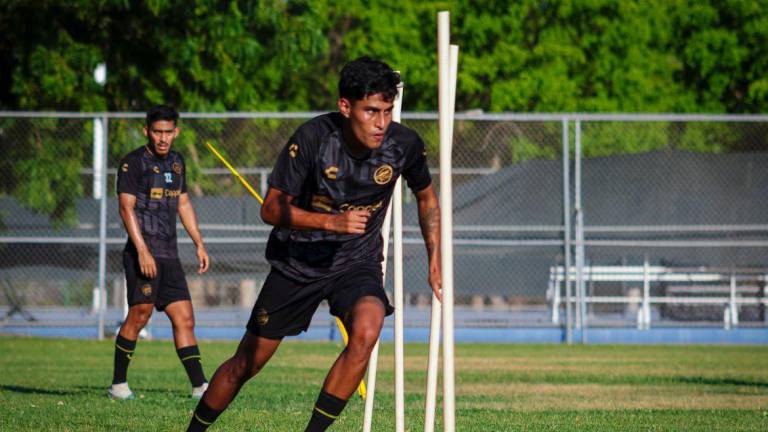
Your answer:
[230,352,262,381]
[172,315,195,331]
[227,355,250,382]
[349,326,380,355]
[126,310,152,328]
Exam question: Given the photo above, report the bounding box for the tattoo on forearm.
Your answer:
[421,206,440,232]
[420,206,440,257]
[426,238,438,257]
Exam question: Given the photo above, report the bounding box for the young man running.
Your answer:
[110,105,210,400]
[188,57,442,431]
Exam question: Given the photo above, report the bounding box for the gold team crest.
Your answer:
[288,143,299,158]
[172,162,181,174]
[142,284,152,296]
[152,166,160,173]
[255,308,269,325]
[122,163,129,172]
[374,164,393,185]
[324,166,338,180]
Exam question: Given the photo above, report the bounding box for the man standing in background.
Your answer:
[110,105,210,400]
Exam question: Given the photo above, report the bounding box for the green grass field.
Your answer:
[0,336,766,431]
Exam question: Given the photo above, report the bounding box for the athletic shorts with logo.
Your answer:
[123,251,190,311]
[246,263,395,339]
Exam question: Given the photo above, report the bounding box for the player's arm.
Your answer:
[118,193,157,279]
[415,184,442,301]
[178,192,209,274]
[261,187,369,234]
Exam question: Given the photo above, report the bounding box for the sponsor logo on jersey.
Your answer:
[255,308,269,326]
[324,166,338,180]
[165,189,182,198]
[288,143,299,158]
[150,188,164,199]
[312,195,384,214]
[152,166,160,173]
[340,200,384,214]
[142,284,152,296]
[374,164,393,185]
[172,162,181,174]
[122,163,129,172]
[311,195,333,212]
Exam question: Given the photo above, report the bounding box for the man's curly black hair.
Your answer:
[338,57,401,101]
[146,104,179,127]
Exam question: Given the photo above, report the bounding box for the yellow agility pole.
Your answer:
[205,141,264,204]
[335,317,368,400]
[205,140,367,401]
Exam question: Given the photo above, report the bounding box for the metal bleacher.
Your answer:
[548,260,768,329]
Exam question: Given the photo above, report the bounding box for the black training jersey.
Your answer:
[266,112,432,282]
[116,146,187,259]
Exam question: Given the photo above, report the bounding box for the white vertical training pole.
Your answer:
[424,292,441,432]
[392,80,406,432]
[438,11,456,432]
[363,76,405,432]
[425,43,458,432]
[363,219,387,432]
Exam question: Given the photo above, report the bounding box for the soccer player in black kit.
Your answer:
[110,105,211,400]
[188,58,442,431]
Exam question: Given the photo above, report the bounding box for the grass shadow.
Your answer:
[672,376,768,388]
[0,384,80,396]
[75,384,192,397]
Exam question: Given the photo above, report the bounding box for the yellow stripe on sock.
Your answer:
[194,413,213,425]
[180,355,202,362]
[313,406,339,420]
[115,343,135,354]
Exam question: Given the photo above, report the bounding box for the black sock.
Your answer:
[112,334,136,385]
[187,399,223,432]
[305,390,348,432]
[177,345,207,387]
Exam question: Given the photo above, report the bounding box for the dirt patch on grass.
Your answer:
[460,383,768,410]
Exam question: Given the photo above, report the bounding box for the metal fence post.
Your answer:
[550,268,559,324]
[562,118,573,344]
[729,271,739,328]
[574,119,587,343]
[97,115,109,340]
[642,256,651,330]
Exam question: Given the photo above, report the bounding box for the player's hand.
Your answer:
[327,210,370,234]
[429,261,442,302]
[197,245,209,274]
[138,248,157,279]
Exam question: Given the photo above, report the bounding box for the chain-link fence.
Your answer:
[0,112,766,340]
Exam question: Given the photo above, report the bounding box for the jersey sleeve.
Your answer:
[402,134,432,193]
[268,127,315,196]
[116,154,142,196]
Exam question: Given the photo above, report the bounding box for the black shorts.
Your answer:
[246,263,395,339]
[123,251,190,311]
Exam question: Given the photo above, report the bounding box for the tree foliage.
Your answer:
[2,0,767,113]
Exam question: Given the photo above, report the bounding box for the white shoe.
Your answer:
[109,382,135,400]
[191,382,208,399]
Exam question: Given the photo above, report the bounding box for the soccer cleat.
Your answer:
[191,382,208,399]
[108,382,135,400]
